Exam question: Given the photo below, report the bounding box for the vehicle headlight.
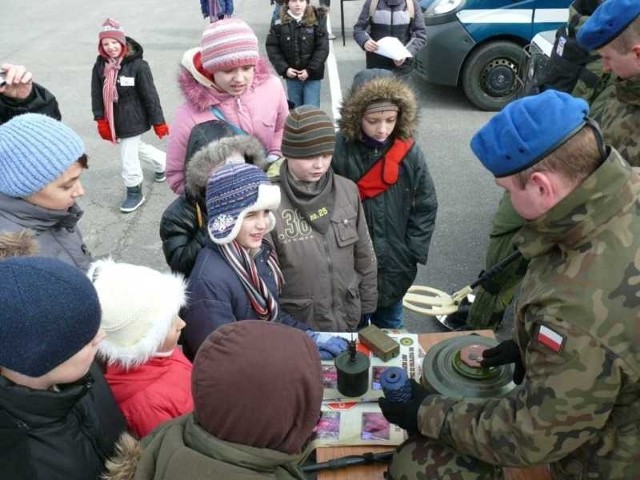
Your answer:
[425,0,464,17]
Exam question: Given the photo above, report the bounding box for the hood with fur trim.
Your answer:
[338,75,418,142]
[178,48,275,112]
[186,135,268,202]
[279,4,328,25]
[88,258,188,370]
[0,230,38,259]
[102,433,141,480]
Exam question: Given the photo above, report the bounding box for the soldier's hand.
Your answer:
[480,339,525,385]
[378,380,429,433]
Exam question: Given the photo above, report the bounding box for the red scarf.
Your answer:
[357,138,414,200]
[101,52,124,143]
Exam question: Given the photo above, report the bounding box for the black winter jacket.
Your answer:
[0,363,126,480]
[266,6,330,81]
[333,71,437,308]
[0,82,61,124]
[91,37,165,139]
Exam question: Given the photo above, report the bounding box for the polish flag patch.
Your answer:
[536,325,565,353]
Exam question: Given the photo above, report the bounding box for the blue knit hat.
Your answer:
[470,91,589,178]
[206,163,280,244]
[0,113,85,197]
[0,257,101,377]
[577,0,640,51]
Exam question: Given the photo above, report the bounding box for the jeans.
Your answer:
[371,301,404,329]
[120,135,166,187]
[286,78,321,108]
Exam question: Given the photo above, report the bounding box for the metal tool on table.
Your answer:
[403,250,523,318]
[302,450,394,473]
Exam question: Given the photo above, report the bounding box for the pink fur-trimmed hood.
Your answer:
[178,47,276,112]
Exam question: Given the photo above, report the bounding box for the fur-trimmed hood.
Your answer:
[102,433,141,480]
[186,135,268,202]
[278,4,328,25]
[88,258,188,370]
[178,48,275,112]
[0,230,38,259]
[338,73,418,142]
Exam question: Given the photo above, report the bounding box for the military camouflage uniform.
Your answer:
[466,193,527,329]
[390,150,640,479]
[467,0,614,330]
[590,75,640,167]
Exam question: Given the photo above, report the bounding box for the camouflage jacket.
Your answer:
[417,150,640,479]
[590,74,640,167]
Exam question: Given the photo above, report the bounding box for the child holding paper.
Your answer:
[353,0,427,71]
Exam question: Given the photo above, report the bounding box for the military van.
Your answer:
[414,0,572,110]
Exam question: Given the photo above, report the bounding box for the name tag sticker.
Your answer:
[536,324,565,353]
[119,76,135,87]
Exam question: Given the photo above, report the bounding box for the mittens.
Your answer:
[153,123,170,139]
[96,119,112,141]
[306,331,350,360]
[378,379,430,433]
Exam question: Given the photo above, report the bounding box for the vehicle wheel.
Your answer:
[461,41,522,111]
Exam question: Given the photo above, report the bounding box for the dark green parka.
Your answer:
[332,72,437,308]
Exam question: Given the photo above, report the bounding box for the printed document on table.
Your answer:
[312,332,424,447]
[375,36,412,61]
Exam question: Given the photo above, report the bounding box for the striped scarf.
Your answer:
[219,240,284,322]
[102,57,122,143]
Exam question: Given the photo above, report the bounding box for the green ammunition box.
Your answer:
[358,325,400,362]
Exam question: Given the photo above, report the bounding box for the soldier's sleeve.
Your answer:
[417,316,624,466]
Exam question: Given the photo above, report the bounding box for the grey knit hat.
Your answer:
[282,106,336,160]
[0,114,85,197]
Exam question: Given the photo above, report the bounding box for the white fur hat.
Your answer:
[88,258,188,369]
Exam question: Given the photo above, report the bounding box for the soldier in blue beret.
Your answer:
[379,90,640,479]
[577,0,640,168]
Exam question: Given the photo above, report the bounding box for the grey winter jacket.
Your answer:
[353,0,427,70]
[272,169,378,332]
[0,194,91,271]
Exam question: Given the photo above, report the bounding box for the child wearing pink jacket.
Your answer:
[166,18,289,195]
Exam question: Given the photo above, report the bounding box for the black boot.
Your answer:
[120,184,145,213]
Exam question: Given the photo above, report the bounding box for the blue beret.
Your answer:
[470,91,589,178]
[577,0,640,51]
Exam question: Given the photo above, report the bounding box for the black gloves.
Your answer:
[378,379,430,433]
[480,339,525,385]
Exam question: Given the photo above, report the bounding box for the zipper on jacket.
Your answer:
[71,382,109,463]
[321,235,340,330]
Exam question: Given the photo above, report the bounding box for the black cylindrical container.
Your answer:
[335,348,370,397]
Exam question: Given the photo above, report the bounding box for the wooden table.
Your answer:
[316,330,550,480]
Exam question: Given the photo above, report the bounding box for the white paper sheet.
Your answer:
[375,36,413,61]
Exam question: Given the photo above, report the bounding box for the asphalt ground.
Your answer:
[1,0,503,335]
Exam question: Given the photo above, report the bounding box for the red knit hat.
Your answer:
[200,18,259,73]
[99,18,126,46]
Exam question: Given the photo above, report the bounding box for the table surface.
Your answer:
[316,330,550,480]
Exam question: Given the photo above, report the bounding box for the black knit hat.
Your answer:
[282,106,336,160]
[0,257,101,377]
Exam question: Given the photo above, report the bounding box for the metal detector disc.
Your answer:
[422,336,515,398]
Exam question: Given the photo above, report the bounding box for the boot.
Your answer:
[120,184,145,213]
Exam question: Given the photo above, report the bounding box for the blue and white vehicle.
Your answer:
[415,0,571,110]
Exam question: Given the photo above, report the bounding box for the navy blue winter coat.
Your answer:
[183,240,310,359]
